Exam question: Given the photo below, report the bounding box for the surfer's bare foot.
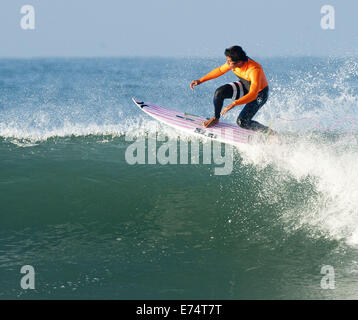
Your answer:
[203,117,219,128]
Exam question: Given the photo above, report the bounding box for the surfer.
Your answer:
[190,46,273,134]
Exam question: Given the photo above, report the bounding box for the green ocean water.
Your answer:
[1,57,358,299]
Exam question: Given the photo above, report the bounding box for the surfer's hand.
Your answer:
[190,80,200,90]
[221,104,234,116]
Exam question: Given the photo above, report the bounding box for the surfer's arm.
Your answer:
[198,63,231,84]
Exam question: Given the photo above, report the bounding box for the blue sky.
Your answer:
[1,0,357,58]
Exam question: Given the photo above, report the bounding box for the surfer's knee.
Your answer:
[214,86,224,101]
[214,84,231,101]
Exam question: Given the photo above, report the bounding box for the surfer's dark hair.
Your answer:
[225,46,248,62]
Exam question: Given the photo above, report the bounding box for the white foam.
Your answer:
[236,132,358,246]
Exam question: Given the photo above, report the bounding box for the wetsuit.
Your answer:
[199,58,269,132]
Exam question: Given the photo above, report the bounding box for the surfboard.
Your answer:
[132,98,260,146]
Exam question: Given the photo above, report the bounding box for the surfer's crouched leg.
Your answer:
[237,86,270,133]
[213,84,234,119]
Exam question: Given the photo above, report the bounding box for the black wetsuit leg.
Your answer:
[213,82,246,119]
[237,86,269,133]
[213,84,234,119]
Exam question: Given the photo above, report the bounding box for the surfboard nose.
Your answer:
[132,97,144,105]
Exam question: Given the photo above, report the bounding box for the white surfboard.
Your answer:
[132,98,260,146]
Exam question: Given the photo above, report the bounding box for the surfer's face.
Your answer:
[226,56,245,69]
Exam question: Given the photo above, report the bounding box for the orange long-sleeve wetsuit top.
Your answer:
[199,58,269,106]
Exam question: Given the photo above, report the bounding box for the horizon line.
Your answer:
[0,54,355,60]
